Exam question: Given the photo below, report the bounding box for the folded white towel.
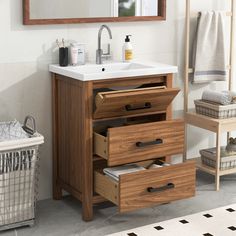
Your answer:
[202,90,232,105]
[192,11,227,83]
[103,164,145,182]
[148,164,163,169]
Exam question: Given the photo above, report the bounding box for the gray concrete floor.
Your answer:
[1,170,236,236]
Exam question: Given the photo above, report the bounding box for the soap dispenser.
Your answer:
[123,35,133,62]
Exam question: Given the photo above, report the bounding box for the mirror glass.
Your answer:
[30,0,159,19]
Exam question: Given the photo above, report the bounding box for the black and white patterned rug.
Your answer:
[107,204,236,236]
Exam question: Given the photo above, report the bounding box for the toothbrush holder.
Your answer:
[59,47,69,67]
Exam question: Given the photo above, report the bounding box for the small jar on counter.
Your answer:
[70,43,86,66]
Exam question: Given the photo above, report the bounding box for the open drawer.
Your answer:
[94,161,196,213]
[94,86,180,119]
[94,119,184,166]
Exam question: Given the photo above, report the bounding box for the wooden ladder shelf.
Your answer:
[184,0,236,191]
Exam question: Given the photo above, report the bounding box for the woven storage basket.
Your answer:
[194,100,236,119]
[201,155,236,170]
[200,147,236,170]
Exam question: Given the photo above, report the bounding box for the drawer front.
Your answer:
[119,161,196,212]
[94,161,196,213]
[107,119,184,166]
[94,87,180,119]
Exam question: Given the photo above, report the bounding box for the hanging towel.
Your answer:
[192,11,227,84]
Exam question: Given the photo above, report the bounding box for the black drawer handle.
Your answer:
[125,102,151,111]
[136,139,163,148]
[147,183,175,193]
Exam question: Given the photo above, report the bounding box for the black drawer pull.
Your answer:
[125,102,151,111]
[147,183,175,193]
[136,139,163,148]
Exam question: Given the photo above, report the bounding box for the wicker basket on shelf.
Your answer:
[200,147,236,170]
[194,100,236,119]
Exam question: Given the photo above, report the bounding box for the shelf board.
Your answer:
[195,157,236,176]
[185,111,236,133]
[220,168,236,176]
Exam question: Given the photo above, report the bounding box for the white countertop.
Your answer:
[49,61,178,81]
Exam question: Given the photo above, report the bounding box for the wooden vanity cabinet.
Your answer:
[52,73,196,221]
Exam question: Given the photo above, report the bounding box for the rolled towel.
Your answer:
[223,91,236,104]
[202,90,232,105]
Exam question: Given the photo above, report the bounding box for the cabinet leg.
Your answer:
[53,181,62,200]
[82,199,93,221]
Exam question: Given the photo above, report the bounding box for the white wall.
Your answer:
[0,0,233,200]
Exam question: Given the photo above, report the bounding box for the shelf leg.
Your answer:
[215,129,221,191]
[183,123,188,162]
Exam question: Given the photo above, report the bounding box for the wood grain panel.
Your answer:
[93,132,108,159]
[57,79,68,184]
[94,171,119,205]
[94,161,196,213]
[93,75,166,89]
[119,161,195,212]
[165,74,173,162]
[57,79,83,192]
[52,75,62,199]
[53,74,94,221]
[94,87,180,119]
[81,81,94,221]
[108,120,185,166]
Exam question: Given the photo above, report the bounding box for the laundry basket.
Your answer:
[0,116,44,231]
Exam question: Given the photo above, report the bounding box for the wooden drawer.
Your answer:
[94,86,180,119]
[94,161,196,213]
[94,119,184,166]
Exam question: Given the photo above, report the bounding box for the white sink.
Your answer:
[49,62,178,81]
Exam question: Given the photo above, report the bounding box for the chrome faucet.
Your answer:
[96,25,112,64]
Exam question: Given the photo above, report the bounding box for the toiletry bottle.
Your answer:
[77,44,86,65]
[70,43,79,66]
[123,35,133,62]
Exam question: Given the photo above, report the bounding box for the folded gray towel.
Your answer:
[192,11,227,83]
[202,90,232,105]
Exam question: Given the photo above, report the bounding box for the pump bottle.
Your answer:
[122,35,133,62]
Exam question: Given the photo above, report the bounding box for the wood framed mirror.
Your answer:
[23,0,166,25]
